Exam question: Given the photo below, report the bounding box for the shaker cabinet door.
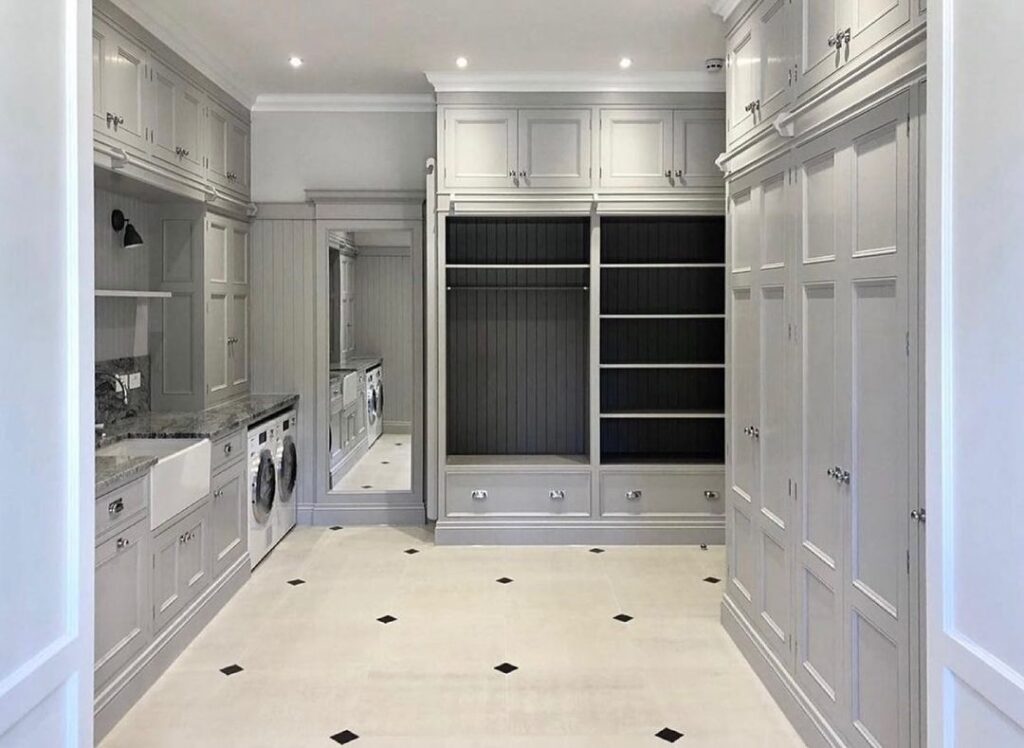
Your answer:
[443,109,518,190]
[599,109,674,189]
[95,519,150,690]
[518,109,592,189]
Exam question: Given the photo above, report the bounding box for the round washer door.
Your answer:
[252,449,276,524]
[279,435,297,503]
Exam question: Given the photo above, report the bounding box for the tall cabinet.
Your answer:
[719,1,925,747]
[430,91,728,545]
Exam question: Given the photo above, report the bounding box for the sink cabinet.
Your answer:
[210,456,247,580]
[152,501,210,633]
[95,515,150,690]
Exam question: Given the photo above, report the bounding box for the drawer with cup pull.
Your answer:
[599,471,725,517]
[445,472,591,518]
[95,476,147,542]
[211,429,245,472]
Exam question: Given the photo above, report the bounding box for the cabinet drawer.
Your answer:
[211,429,245,472]
[600,471,725,517]
[96,477,147,541]
[446,472,591,517]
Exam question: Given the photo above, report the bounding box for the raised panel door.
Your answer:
[151,521,181,632]
[673,111,726,188]
[92,24,107,135]
[177,508,209,608]
[599,109,674,189]
[797,0,846,95]
[205,218,229,284]
[443,109,517,190]
[228,291,249,390]
[226,116,251,195]
[846,0,912,63]
[176,82,205,177]
[726,17,760,144]
[94,519,149,689]
[205,101,230,187]
[518,109,592,188]
[206,292,229,397]
[101,26,148,156]
[211,462,247,579]
[148,59,179,170]
[757,0,794,123]
[730,184,758,274]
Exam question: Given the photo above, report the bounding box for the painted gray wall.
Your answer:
[94,188,156,361]
[251,111,436,202]
[354,245,413,428]
[249,218,318,514]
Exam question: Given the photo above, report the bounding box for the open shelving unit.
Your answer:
[598,216,726,465]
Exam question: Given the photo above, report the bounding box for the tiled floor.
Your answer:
[100,527,805,748]
[333,434,412,493]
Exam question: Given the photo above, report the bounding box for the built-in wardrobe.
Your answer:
[716,1,927,747]
[427,91,728,544]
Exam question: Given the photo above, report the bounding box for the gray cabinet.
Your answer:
[95,515,150,690]
[92,17,148,158]
[152,502,210,633]
[442,108,518,190]
[205,99,251,196]
[205,214,250,404]
[518,109,593,189]
[210,458,246,580]
[147,57,205,179]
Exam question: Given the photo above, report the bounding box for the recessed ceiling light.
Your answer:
[619,57,633,70]
[455,56,469,69]
[289,56,304,68]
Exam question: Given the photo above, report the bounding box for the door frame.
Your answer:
[311,191,431,525]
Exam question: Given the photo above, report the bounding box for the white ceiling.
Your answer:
[118,0,727,104]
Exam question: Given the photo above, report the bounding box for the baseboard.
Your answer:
[720,594,847,748]
[307,501,426,526]
[383,421,412,434]
[434,519,725,545]
[94,554,251,741]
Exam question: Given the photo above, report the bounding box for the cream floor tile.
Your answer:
[100,528,805,748]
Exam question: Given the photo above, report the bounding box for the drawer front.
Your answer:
[211,429,245,472]
[600,471,725,517]
[446,472,591,517]
[96,477,147,540]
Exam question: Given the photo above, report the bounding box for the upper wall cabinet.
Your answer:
[148,58,206,180]
[443,109,518,189]
[206,99,251,198]
[727,0,796,146]
[600,109,725,189]
[518,109,592,189]
[93,18,149,158]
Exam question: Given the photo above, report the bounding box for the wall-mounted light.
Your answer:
[111,209,144,249]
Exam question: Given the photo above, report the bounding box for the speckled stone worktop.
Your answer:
[95,393,299,495]
[331,353,382,375]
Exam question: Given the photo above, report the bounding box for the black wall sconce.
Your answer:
[111,209,144,249]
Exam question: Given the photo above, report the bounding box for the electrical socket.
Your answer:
[115,374,131,392]
[128,372,141,389]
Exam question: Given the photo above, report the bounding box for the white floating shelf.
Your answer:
[95,289,172,299]
[446,264,590,269]
[600,263,725,268]
[600,412,726,419]
[599,363,726,369]
[600,314,725,319]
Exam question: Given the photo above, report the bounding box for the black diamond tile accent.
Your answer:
[330,730,360,745]
[381,461,390,465]
[496,577,514,584]
[362,485,373,489]
[494,662,519,675]
[656,727,684,743]
[404,548,420,555]
[613,613,634,623]
[700,544,708,550]
[589,548,606,554]
[395,442,403,446]
[704,576,721,584]
[287,579,306,586]
[330,525,344,531]
[219,664,243,676]
[377,615,397,624]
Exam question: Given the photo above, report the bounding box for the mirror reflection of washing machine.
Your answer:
[366,364,383,447]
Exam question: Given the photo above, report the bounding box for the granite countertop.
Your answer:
[95,393,299,494]
[331,353,382,374]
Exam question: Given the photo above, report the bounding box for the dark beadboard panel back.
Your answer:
[601,318,725,364]
[447,217,590,264]
[601,267,725,314]
[601,418,726,464]
[600,368,725,414]
[600,216,725,264]
[445,216,590,457]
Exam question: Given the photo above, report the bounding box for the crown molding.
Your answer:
[424,71,725,94]
[704,0,747,20]
[252,94,436,113]
[109,0,256,107]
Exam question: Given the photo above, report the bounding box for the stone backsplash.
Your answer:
[95,355,151,427]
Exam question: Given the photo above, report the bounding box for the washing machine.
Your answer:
[247,418,278,568]
[366,364,384,447]
[274,410,298,539]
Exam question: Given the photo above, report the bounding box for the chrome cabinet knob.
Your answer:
[911,508,926,522]
[625,490,642,502]
[743,426,751,435]
[664,170,673,178]
[840,469,851,484]
[224,443,233,455]
[704,490,719,501]
[108,498,125,516]
[827,467,837,479]
[675,170,683,179]
[116,537,129,550]
[471,490,488,501]
[549,490,566,501]
[751,426,760,439]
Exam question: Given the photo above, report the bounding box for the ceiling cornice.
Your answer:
[424,71,725,94]
[252,94,437,113]
[109,0,256,107]
[704,0,746,20]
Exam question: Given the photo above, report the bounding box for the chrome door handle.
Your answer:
[839,469,851,485]
[675,170,683,180]
[108,498,125,516]
[106,112,115,128]
[471,490,488,501]
[625,490,642,502]
[549,490,566,501]
[116,537,130,550]
[750,426,760,439]
[911,508,926,523]
[827,467,838,479]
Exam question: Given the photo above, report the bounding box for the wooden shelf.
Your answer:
[95,290,172,299]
